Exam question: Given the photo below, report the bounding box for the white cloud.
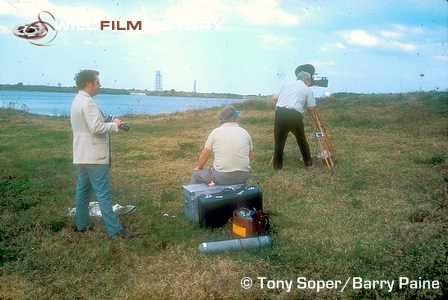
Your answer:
[162,0,230,23]
[335,42,346,49]
[341,30,379,47]
[387,41,416,52]
[257,34,298,50]
[320,42,346,52]
[381,30,401,39]
[339,29,417,52]
[1,0,114,26]
[0,0,37,17]
[393,23,424,35]
[235,0,300,26]
[0,0,12,14]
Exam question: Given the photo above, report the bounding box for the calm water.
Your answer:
[0,90,243,116]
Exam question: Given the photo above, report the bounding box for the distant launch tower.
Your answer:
[154,71,163,91]
[193,80,197,93]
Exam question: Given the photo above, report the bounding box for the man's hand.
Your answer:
[113,118,125,126]
[195,148,211,171]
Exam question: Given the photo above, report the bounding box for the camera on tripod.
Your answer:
[295,63,329,88]
[104,115,130,131]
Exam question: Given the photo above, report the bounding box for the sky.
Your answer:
[0,0,447,96]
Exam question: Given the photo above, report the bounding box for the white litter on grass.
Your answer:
[317,150,332,159]
[67,202,136,217]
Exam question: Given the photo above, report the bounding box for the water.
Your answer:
[0,90,243,116]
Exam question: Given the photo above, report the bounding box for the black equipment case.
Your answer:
[182,183,245,223]
[197,186,262,228]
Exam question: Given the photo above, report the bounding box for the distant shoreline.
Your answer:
[0,83,247,99]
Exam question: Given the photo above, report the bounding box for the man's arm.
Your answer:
[272,93,279,102]
[84,101,118,134]
[194,148,212,171]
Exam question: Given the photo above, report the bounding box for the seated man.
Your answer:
[190,105,254,185]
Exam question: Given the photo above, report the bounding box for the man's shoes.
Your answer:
[112,228,138,239]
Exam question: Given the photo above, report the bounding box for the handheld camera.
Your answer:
[105,115,130,131]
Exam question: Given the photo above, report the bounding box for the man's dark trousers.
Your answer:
[273,107,312,169]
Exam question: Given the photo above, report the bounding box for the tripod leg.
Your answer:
[309,109,336,172]
[315,112,336,155]
[315,133,334,172]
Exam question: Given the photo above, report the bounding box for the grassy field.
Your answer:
[0,92,447,299]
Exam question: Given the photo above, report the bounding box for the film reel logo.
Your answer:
[13,11,58,46]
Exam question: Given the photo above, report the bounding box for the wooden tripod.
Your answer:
[308,108,336,172]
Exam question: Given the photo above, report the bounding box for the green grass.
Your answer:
[0,92,447,299]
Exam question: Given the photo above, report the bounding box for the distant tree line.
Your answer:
[146,89,243,99]
[0,83,244,99]
[0,83,129,95]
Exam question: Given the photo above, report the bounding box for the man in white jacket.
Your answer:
[70,69,136,238]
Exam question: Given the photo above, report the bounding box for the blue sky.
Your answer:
[0,0,447,96]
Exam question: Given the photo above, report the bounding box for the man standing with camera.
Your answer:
[70,69,136,239]
[272,68,316,171]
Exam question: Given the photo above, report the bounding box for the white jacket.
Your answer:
[70,90,118,164]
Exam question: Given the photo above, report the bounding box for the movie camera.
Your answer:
[295,64,329,87]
